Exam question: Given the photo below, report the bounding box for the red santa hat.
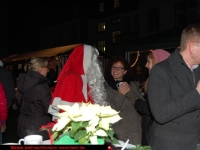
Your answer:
[48,45,97,115]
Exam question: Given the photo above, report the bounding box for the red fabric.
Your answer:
[39,122,56,144]
[50,45,94,105]
[0,82,8,122]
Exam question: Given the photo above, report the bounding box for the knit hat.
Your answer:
[152,49,170,63]
[0,60,3,66]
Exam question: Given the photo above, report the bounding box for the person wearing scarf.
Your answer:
[104,56,144,145]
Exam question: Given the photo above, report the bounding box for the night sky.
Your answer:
[7,1,79,56]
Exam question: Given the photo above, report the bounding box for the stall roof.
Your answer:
[2,44,81,62]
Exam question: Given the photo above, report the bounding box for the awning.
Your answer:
[2,44,81,62]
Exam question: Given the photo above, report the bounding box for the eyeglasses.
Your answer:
[111,66,124,71]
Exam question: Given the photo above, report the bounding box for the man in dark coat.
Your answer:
[0,60,15,108]
[148,23,200,150]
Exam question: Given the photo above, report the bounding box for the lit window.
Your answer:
[98,40,106,52]
[99,2,104,12]
[112,30,121,43]
[113,0,120,8]
[148,7,159,31]
[97,22,106,32]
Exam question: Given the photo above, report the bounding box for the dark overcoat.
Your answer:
[17,71,52,140]
[148,49,200,150]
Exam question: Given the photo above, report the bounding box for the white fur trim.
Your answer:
[81,75,88,102]
[83,45,92,74]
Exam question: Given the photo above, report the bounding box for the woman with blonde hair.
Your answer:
[135,49,170,146]
[17,57,52,140]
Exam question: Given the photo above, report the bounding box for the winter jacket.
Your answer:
[17,71,52,140]
[148,49,200,150]
[105,81,143,145]
[135,94,153,146]
[0,67,15,108]
[0,82,8,126]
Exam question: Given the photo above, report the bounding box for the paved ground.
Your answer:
[2,100,20,144]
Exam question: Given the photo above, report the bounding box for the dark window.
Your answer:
[111,18,121,24]
[125,17,130,33]
[176,0,197,26]
[113,0,120,8]
[148,7,159,31]
[99,2,104,12]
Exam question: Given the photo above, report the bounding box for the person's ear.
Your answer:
[188,42,195,55]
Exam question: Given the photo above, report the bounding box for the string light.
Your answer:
[131,51,140,67]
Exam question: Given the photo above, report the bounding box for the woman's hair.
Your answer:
[104,55,131,79]
[28,57,48,72]
[86,48,108,106]
[146,51,157,66]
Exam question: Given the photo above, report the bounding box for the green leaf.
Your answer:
[81,121,89,127]
[69,130,74,138]
[52,131,59,140]
[58,131,69,139]
[78,136,89,144]
[107,130,114,140]
[71,122,81,133]
[134,144,152,150]
[104,138,112,143]
[112,137,120,144]
[74,129,87,141]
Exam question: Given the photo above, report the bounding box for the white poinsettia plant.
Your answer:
[49,102,122,144]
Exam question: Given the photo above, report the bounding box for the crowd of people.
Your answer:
[0,22,200,149]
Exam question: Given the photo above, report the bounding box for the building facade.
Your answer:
[39,0,200,57]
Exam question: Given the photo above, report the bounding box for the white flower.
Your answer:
[52,117,71,131]
[94,129,107,137]
[89,136,98,144]
[98,105,119,117]
[51,101,121,144]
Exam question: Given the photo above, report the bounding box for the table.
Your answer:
[43,139,136,148]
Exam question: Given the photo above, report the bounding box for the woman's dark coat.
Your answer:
[135,94,153,146]
[17,71,52,140]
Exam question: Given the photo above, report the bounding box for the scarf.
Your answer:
[106,75,131,90]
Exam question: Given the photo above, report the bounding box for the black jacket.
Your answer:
[17,71,52,140]
[135,95,153,146]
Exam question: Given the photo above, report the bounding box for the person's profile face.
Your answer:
[111,61,127,81]
[145,57,154,74]
[38,66,49,77]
